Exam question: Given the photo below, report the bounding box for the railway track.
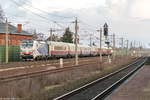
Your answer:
[0,58,107,83]
[0,56,107,78]
[0,56,103,72]
[0,58,99,72]
[0,56,100,68]
[53,57,147,100]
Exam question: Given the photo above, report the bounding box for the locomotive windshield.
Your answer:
[21,40,33,48]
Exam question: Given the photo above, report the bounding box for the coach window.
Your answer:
[54,46,63,50]
[63,46,67,50]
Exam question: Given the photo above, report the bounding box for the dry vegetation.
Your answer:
[0,55,137,100]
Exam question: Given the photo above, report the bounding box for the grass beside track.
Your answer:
[24,56,137,100]
[0,56,99,68]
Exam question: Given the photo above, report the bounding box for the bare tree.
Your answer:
[47,34,60,41]
[0,5,5,23]
[36,33,45,40]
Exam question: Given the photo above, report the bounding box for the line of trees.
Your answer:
[60,27,73,43]
[46,27,74,43]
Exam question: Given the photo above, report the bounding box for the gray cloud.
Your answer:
[1,0,150,47]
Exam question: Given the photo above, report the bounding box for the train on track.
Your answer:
[20,40,113,60]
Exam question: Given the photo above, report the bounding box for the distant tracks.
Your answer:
[53,57,147,100]
[0,61,101,83]
[0,57,101,72]
[0,57,99,68]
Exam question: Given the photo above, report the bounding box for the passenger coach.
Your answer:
[20,40,112,60]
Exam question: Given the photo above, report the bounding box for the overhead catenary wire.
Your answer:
[5,12,66,34]
[10,0,102,43]
[9,0,140,49]
[79,20,98,29]
[10,0,68,29]
[2,0,144,50]
[18,0,75,19]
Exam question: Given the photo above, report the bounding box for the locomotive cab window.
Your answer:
[21,40,33,48]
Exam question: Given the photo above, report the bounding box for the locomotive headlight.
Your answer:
[111,50,114,53]
[20,49,34,55]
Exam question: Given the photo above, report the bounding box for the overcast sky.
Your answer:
[1,0,150,47]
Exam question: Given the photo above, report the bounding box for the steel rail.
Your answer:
[0,56,101,70]
[0,56,99,68]
[92,57,147,100]
[53,57,146,100]
[0,61,103,83]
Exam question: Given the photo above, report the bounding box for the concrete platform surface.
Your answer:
[107,65,150,100]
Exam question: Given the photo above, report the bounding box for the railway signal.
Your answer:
[103,23,108,37]
[103,23,110,48]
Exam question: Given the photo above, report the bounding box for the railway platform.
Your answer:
[107,65,150,100]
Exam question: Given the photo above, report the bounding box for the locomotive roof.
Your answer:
[22,40,111,49]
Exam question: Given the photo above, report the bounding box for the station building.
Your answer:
[0,23,33,62]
